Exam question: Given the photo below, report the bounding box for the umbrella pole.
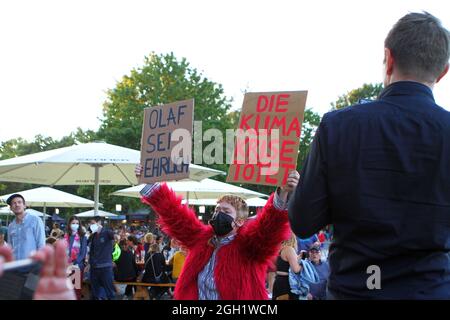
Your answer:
[186,191,189,205]
[43,203,46,227]
[94,165,100,216]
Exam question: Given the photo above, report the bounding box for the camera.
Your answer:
[300,251,309,260]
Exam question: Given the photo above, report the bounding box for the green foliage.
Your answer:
[0,52,328,209]
[0,129,98,214]
[97,52,235,180]
[0,129,97,160]
[98,52,233,148]
[331,83,383,110]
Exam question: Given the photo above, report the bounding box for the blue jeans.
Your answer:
[90,267,116,300]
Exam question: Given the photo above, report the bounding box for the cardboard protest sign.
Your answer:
[227,91,307,187]
[140,99,194,184]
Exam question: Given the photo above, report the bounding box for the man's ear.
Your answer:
[384,48,395,76]
[436,63,449,83]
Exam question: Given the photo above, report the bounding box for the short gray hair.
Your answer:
[384,12,450,83]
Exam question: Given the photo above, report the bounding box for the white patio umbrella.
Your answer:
[0,141,225,216]
[75,209,118,218]
[0,187,97,208]
[0,186,98,225]
[0,206,51,225]
[180,197,268,207]
[111,178,268,201]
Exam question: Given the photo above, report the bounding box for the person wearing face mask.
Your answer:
[135,164,299,300]
[87,216,116,300]
[64,216,87,300]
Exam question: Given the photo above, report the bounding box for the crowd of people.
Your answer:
[0,193,331,301]
[1,11,450,300]
[0,193,193,300]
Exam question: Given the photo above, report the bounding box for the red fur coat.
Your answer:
[141,183,290,300]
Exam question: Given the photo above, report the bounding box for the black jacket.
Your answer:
[289,81,450,299]
[142,252,168,283]
[114,250,138,281]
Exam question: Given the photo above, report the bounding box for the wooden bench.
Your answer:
[114,281,176,300]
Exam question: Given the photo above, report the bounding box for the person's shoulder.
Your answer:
[431,103,450,124]
[26,212,43,223]
[323,101,382,123]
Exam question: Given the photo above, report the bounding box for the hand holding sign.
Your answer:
[140,99,194,184]
[227,91,307,187]
[281,170,300,193]
[135,163,143,178]
[279,170,300,202]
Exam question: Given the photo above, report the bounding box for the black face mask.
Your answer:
[209,211,234,236]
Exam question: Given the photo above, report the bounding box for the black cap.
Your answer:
[6,194,25,206]
[309,245,321,252]
[91,216,102,223]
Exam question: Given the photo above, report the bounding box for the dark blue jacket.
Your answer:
[89,227,114,269]
[289,81,450,299]
[68,234,88,270]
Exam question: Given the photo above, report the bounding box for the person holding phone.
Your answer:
[0,241,76,300]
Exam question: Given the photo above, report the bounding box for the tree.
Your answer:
[331,83,383,110]
[0,129,99,217]
[97,52,233,159]
[0,128,97,160]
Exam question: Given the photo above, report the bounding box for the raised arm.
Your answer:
[237,171,299,264]
[136,165,209,249]
[282,246,302,274]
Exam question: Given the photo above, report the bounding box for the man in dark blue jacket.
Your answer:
[289,12,450,299]
[88,216,115,299]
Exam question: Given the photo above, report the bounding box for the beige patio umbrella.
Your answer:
[0,186,98,225]
[75,209,118,218]
[0,141,225,216]
[0,206,51,225]
[111,178,267,201]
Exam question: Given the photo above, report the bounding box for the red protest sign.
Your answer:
[227,91,307,187]
[139,99,194,184]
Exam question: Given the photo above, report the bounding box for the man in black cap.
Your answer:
[5,193,46,299]
[7,194,45,260]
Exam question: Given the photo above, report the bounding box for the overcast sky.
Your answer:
[1,0,449,144]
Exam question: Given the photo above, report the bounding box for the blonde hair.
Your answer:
[281,232,298,252]
[216,195,249,220]
[149,243,160,253]
[144,232,154,244]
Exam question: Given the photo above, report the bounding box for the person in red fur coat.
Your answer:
[135,165,299,300]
